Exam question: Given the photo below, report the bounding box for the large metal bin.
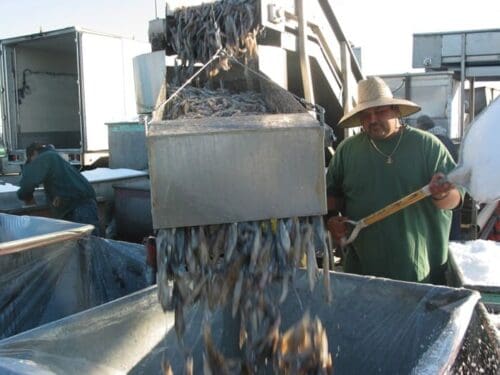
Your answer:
[0,169,148,216]
[0,214,151,339]
[106,121,149,170]
[113,179,153,242]
[82,168,149,201]
[0,271,497,374]
[0,189,50,216]
[132,51,166,115]
[147,113,326,229]
[413,29,500,77]
[448,240,500,312]
[380,72,461,137]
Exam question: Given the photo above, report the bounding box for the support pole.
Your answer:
[295,0,315,104]
[459,33,466,139]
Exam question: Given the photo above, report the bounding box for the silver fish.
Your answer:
[232,270,244,317]
[185,355,193,375]
[248,222,261,274]
[323,244,332,304]
[224,222,238,262]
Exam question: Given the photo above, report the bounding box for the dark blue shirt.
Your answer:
[17,149,96,218]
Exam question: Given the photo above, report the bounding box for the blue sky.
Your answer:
[1,0,499,75]
[0,0,153,41]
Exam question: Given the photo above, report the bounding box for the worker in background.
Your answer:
[416,114,462,240]
[17,142,101,236]
[416,115,458,161]
[326,77,462,284]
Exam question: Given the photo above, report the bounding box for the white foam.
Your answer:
[449,240,500,287]
[81,168,148,183]
[448,96,500,203]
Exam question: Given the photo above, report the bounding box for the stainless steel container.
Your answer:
[0,213,93,255]
[0,271,489,374]
[147,113,326,229]
[132,51,166,114]
[106,120,149,170]
[113,179,153,242]
[0,213,150,340]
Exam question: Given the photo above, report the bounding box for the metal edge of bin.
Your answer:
[0,225,95,256]
[448,247,500,294]
[413,288,481,374]
[0,285,162,345]
[0,286,167,373]
[0,273,489,373]
[475,302,500,345]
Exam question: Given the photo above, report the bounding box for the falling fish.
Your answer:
[203,325,241,374]
[154,9,334,367]
[167,0,262,78]
[276,312,334,374]
[155,216,333,373]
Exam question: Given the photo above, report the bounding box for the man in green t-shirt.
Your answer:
[326,77,461,284]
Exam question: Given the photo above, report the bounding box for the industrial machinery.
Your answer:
[145,0,364,145]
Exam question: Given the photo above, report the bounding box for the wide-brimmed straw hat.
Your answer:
[338,76,421,128]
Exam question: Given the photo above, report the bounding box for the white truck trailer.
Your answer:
[0,27,150,173]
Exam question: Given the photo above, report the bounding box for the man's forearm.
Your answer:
[327,196,344,215]
[431,188,461,210]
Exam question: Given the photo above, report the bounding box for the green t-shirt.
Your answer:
[326,126,457,283]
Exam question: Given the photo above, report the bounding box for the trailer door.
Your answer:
[79,32,149,153]
[0,43,16,150]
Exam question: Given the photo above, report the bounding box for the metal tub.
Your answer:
[0,271,496,374]
[147,113,326,229]
[82,168,149,202]
[113,179,153,243]
[0,214,151,339]
[448,240,500,312]
[0,189,51,216]
[0,213,93,255]
[0,169,149,216]
[106,121,149,170]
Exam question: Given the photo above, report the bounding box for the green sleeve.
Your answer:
[326,141,345,197]
[16,158,51,200]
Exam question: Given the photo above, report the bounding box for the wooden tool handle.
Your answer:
[363,185,431,226]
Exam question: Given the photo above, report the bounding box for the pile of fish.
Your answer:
[167,0,262,77]
[157,218,333,373]
[164,86,269,120]
[197,311,333,374]
[277,313,333,374]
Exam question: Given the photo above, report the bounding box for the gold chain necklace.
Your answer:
[369,127,404,164]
